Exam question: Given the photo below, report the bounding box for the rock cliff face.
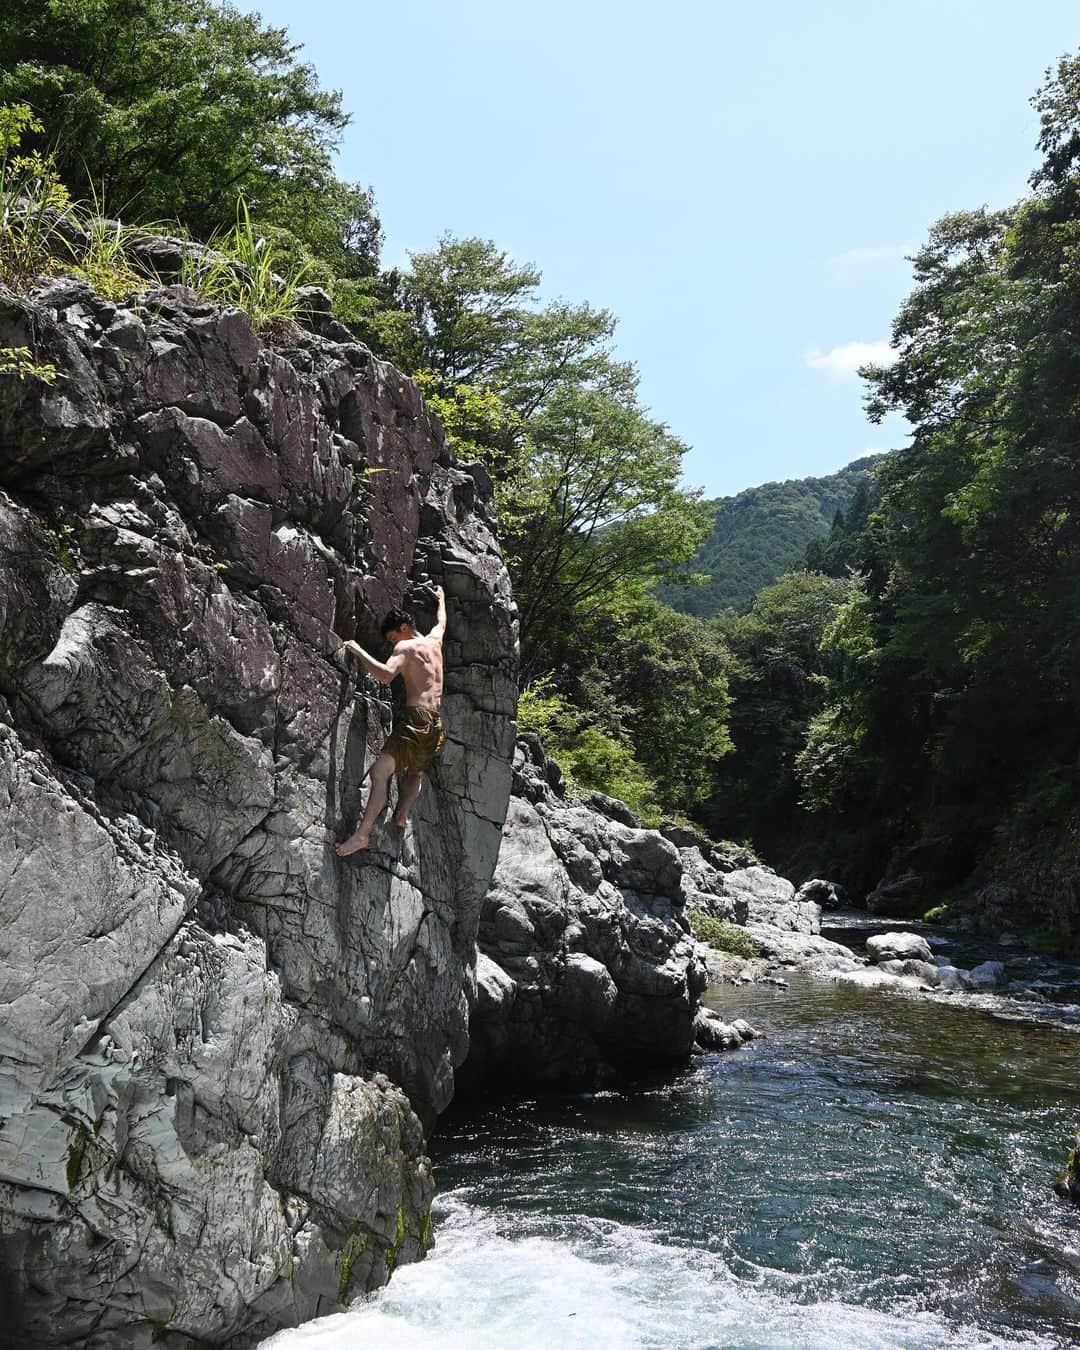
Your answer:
[0,276,516,1347]
[466,736,711,1086]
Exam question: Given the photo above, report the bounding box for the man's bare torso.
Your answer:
[395,635,443,710]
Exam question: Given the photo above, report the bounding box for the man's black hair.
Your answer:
[380,607,414,638]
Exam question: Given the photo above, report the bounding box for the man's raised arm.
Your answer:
[343,640,404,684]
[427,585,447,642]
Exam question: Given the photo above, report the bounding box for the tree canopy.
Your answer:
[0,0,381,276]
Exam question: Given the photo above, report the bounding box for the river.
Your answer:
[261,930,1080,1349]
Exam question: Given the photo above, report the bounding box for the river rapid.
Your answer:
[262,937,1080,1349]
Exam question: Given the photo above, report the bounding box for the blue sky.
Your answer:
[255,0,1078,496]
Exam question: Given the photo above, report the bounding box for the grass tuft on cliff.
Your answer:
[686,909,762,958]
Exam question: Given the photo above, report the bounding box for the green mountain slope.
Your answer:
[661,454,890,616]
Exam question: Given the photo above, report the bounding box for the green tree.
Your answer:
[702,571,854,856]
[509,383,707,681]
[792,53,1080,895]
[581,596,732,815]
[386,235,709,683]
[0,0,381,275]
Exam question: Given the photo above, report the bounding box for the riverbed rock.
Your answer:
[968,960,1007,989]
[465,737,709,1086]
[693,1007,743,1050]
[877,957,943,984]
[686,861,821,937]
[0,272,517,1346]
[1054,1136,1080,1204]
[866,932,934,964]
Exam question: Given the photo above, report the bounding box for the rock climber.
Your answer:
[334,585,448,856]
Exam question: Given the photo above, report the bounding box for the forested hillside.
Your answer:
[701,55,1080,945]
[660,455,888,616]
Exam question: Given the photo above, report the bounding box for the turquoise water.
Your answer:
[262,972,1080,1349]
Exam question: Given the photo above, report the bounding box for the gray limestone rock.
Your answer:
[0,269,517,1347]
[726,866,821,934]
[693,1008,743,1051]
[866,932,934,965]
[968,960,1007,989]
[795,878,844,909]
[464,739,709,1086]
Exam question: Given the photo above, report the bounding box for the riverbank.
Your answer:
[707,908,1080,1035]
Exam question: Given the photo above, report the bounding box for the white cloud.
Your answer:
[805,340,897,378]
[829,244,909,268]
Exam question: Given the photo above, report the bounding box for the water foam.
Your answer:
[259,1195,1054,1350]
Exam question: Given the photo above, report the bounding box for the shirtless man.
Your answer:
[334,586,447,857]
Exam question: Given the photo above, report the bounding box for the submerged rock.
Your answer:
[0,273,517,1345]
[1054,1136,1080,1204]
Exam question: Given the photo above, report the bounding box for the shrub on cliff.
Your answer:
[686,910,762,959]
[0,0,380,281]
[517,677,663,824]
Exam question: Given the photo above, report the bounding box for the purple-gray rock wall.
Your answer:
[0,276,517,1347]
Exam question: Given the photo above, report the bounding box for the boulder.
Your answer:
[866,932,934,964]
[795,877,844,909]
[465,740,710,1086]
[877,957,942,984]
[689,863,821,935]
[693,1007,743,1051]
[967,960,1007,989]
[865,870,928,918]
[1055,1136,1080,1204]
[866,835,981,916]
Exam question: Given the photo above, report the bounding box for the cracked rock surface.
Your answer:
[0,275,516,1347]
[464,735,711,1086]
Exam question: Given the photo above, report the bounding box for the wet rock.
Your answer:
[878,957,942,983]
[693,1007,743,1051]
[1054,1136,1080,1203]
[933,963,969,992]
[968,960,1007,989]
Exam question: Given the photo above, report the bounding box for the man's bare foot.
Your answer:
[392,809,409,829]
[334,830,370,857]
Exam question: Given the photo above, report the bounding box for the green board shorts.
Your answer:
[385,706,447,775]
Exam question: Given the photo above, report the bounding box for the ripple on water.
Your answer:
[261,973,1080,1350]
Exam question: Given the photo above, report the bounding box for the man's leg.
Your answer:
[335,751,396,856]
[393,771,423,828]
